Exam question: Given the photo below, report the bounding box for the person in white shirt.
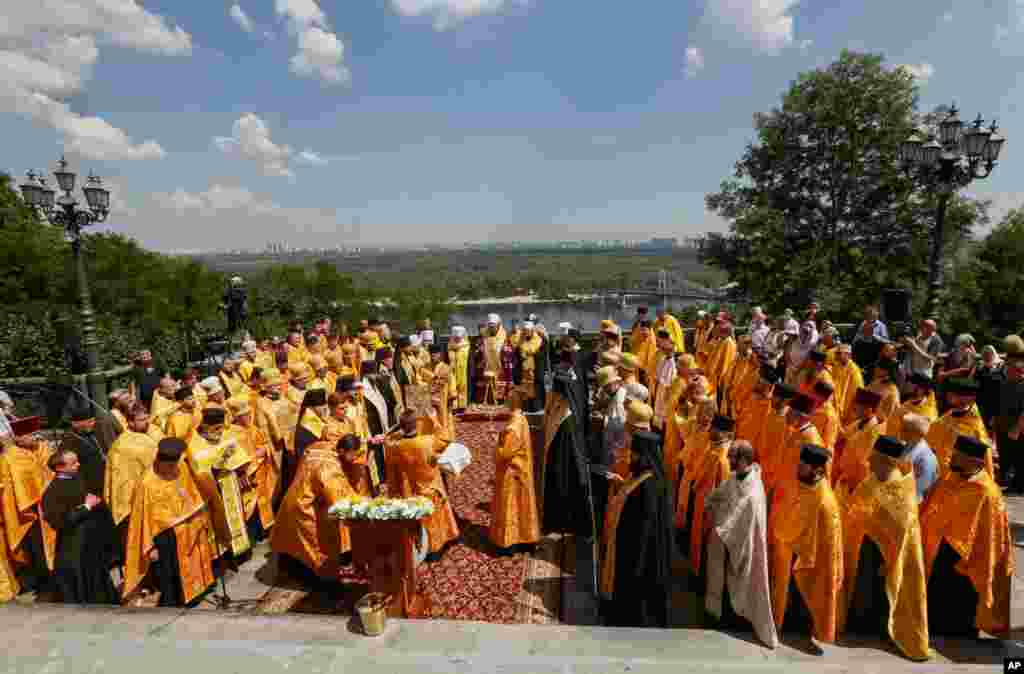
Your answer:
[899,413,938,502]
[748,307,771,354]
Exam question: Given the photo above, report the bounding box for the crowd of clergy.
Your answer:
[0,305,1022,661]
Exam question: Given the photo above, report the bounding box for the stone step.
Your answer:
[1,604,1011,673]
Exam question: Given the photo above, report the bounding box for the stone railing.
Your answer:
[0,365,135,428]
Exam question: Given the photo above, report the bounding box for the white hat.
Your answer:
[200,377,223,394]
[522,321,535,330]
[487,313,500,325]
[558,322,573,335]
[697,310,707,317]
[451,326,468,338]
[242,340,257,353]
[409,334,422,347]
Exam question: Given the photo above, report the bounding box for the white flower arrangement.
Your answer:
[328,496,435,521]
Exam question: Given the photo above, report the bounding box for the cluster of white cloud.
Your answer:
[230,4,255,33]
[213,113,347,178]
[0,2,190,160]
[390,0,511,31]
[898,62,935,83]
[684,46,704,78]
[133,183,349,250]
[702,0,800,52]
[274,0,350,85]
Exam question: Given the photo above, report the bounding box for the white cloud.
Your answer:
[797,38,813,51]
[230,4,254,33]
[898,62,935,83]
[132,183,352,250]
[390,0,510,31]
[684,46,704,78]
[296,150,328,166]
[275,0,350,85]
[701,0,799,52]
[213,113,294,178]
[0,2,189,160]
[942,11,953,23]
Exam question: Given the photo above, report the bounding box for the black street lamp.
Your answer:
[899,105,1006,318]
[19,157,110,386]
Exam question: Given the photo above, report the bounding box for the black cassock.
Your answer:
[42,475,119,605]
[513,337,548,413]
[927,541,980,637]
[542,375,598,593]
[603,435,673,628]
[845,538,891,636]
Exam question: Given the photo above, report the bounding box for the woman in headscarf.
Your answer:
[785,320,819,385]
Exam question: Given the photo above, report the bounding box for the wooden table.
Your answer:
[347,518,430,618]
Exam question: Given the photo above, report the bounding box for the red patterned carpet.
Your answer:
[261,414,564,623]
[417,417,531,622]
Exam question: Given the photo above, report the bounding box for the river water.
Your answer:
[447,296,699,332]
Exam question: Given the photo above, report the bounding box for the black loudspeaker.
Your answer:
[882,289,912,324]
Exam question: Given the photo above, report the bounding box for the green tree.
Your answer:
[947,208,1024,345]
[702,51,986,318]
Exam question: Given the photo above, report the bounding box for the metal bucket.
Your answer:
[355,592,392,636]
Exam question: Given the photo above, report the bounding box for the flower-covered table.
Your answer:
[329,497,434,618]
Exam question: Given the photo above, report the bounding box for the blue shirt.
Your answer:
[902,440,938,502]
[853,319,889,343]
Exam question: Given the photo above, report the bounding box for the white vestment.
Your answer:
[704,463,778,648]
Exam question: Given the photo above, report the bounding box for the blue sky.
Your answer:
[2,1,1023,251]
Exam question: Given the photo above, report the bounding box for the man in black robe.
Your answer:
[599,430,673,628]
[41,450,119,605]
[360,360,390,482]
[58,404,106,498]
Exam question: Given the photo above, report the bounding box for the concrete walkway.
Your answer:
[0,604,1013,674]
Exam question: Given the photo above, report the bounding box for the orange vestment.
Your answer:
[489,410,540,548]
[270,443,355,578]
[769,477,844,642]
[838,471,930,660]
[123,466,215,604]
[919,470,1013,636]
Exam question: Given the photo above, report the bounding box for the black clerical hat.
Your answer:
[397,336,412,349]
[710,415,735,433]
[429,344,443,354]
[657,329,671,340]
[789,393,815,416]
[873,435,906,459]
[954,435,988,459]
[908,372,934,389]
[808,350,827,364]
[568,328,582,340]
[360,360,378,376]
[375,347,393,361]
[174,387,194,402]
[854,388,883,407]
[156,438,187,461]
[337,376,358,394]
[773,382,796,400]
[800,443,831,467]
[638,319,652,328]
[637,306,649,314]
[760,365,779,384]
[812,379,834,398]
[202,407,226,425]
[302,389,328,406]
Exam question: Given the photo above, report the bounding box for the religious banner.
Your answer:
[217,471,251,557]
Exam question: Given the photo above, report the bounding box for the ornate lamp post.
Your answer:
[899,105,1006,318]
[19,157,110,385]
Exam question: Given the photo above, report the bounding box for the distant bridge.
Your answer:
[598,270,720,304]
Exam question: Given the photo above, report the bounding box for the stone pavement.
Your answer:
[0,603,1012,674]
[10,495,1024,671]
